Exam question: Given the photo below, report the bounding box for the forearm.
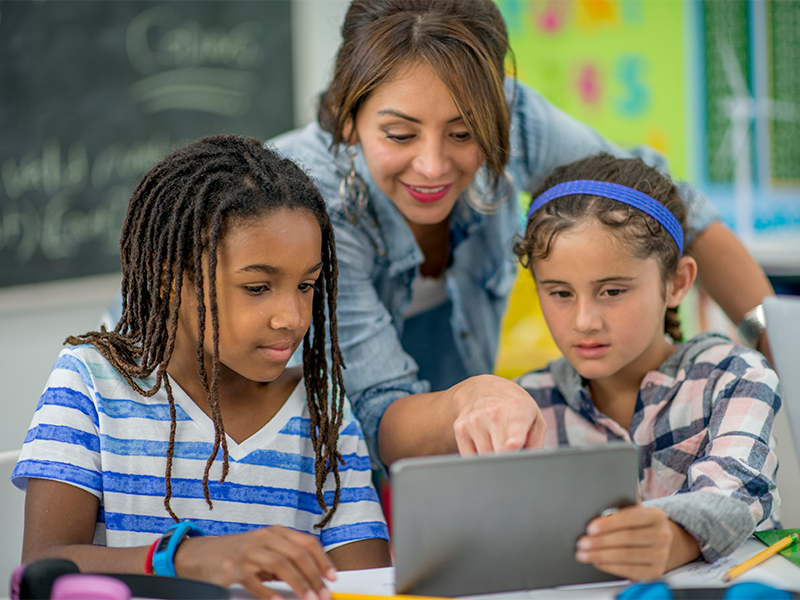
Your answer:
[689,221,774,357]
[378,389,455,466]
[23,542,150,574]
[666,520,701,572]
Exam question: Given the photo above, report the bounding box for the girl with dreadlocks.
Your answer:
[12,134,391,599]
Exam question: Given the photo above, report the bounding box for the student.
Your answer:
[513,153,781,581]
[269,0,775,470]
[12,135,391,600]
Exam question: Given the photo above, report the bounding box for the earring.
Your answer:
[339,146,368,221]
[464,167,514,215]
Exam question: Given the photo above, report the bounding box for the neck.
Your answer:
[406,217,450,278]
[587,338,676,430]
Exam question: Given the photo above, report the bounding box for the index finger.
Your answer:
[275,526,338,581]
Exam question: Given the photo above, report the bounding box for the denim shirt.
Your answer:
[268,79,720,467]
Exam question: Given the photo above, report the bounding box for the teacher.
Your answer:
[270,0,774,469]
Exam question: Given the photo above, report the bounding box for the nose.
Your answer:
[411,136,451,181]
[269,291,304,331]
[571,297,602,333]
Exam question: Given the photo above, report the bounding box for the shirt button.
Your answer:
[461,331,470,339]
[645,382,655,389]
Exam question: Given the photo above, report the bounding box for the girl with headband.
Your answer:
[514,153,781,581]
[269,0,774,470]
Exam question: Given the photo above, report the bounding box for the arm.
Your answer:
[688,221,775,362]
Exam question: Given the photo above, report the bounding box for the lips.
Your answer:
[258,342,296,362]
[573,343,609,358]
[401,182,452,203]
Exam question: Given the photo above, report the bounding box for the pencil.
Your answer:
[723,532,799,582]
[332,593,449,600]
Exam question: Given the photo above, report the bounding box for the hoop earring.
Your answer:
[464,168,514,215]
[339,146,367,221]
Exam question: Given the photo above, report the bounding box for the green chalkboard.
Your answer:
[0,1,293,287]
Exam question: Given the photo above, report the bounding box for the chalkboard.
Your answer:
[0,1,293,288]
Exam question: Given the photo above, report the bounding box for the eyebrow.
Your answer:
[237,262,323,275]
[538,276,637,285]
[377,108,463,125]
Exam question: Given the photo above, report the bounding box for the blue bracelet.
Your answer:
[151,521,205,578]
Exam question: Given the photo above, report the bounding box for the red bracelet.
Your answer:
[144,539,159,574]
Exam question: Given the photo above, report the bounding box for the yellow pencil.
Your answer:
[332,593,449,600]
[723,532,799,582]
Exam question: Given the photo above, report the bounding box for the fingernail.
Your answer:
[320,588,332,600]
[326,568,337,581]
[305,592,320,600]
[576,537,590,550]
[575,551,589,563]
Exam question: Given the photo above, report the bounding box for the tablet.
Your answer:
[390,444,639,597]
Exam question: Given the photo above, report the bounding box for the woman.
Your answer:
[269,0,774,470]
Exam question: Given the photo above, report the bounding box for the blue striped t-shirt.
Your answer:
[12,344,388,550]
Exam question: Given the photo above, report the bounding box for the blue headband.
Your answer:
[527,180,684,255]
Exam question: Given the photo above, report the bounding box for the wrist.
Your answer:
[151,521,205,578]
[736,304,767,349]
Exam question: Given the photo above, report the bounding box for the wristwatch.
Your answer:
[736,304,767,349]
[151,521,205,578]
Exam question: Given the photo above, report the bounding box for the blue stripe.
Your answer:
[282,417,365,440]
[38,387,99,427]
[101,473,379,512]
[13,459,102,492]
[24,423,101,453]
[100,435,214,461]
[97,396,192,422]
[54,353,96,391]
[321,521,389,546]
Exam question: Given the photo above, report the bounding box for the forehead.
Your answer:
[360,60,460,120]
[220,207,322,263]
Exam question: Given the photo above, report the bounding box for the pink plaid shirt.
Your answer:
[517,332,781,562]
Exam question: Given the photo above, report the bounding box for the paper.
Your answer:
[755,529,800,569]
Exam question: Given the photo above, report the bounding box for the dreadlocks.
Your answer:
[66,134,346,528]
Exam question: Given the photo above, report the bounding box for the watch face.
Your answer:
[156,528,175,553]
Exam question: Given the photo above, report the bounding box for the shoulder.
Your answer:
[676,333,780,397]
[515,364,561,406]
[268,123,346,196]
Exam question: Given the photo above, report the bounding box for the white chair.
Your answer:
[0,449,24,593]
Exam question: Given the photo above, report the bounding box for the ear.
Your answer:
[342,116,358,145]
[666,256,697,308]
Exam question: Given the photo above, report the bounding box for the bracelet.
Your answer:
[144,539,159,574]
[736,304,767,349]
[151,521,206,578]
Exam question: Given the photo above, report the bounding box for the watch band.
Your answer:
[736,304,767,349]
[151,521,205,578]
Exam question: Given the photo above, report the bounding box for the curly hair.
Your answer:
[513,153,689,342]
[66,134,346,527]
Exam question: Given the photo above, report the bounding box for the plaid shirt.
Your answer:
[517,332,781,562]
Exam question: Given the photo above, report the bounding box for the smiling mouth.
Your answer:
[402,182,452,203]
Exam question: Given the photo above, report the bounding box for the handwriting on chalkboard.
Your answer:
[0,135,170,263]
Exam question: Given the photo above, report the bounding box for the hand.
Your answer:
[174,525,337,600]
[574,506,699,581]
[450,374,546,455]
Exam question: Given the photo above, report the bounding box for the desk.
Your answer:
[230,538,800,599]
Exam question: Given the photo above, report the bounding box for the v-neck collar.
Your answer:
[166,376,306,462]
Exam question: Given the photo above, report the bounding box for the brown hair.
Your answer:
[319,0,514,184]
[67,135,346,527]
[513,153,689,341]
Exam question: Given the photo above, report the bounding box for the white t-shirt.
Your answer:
[13,344,388,551]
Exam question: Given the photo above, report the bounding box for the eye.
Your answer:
[298,282,317,293]
[550,290,572,299]
[604,288,625,297]
[245,285,269,295]
[385,133,414,143]
[451,131,472,142]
